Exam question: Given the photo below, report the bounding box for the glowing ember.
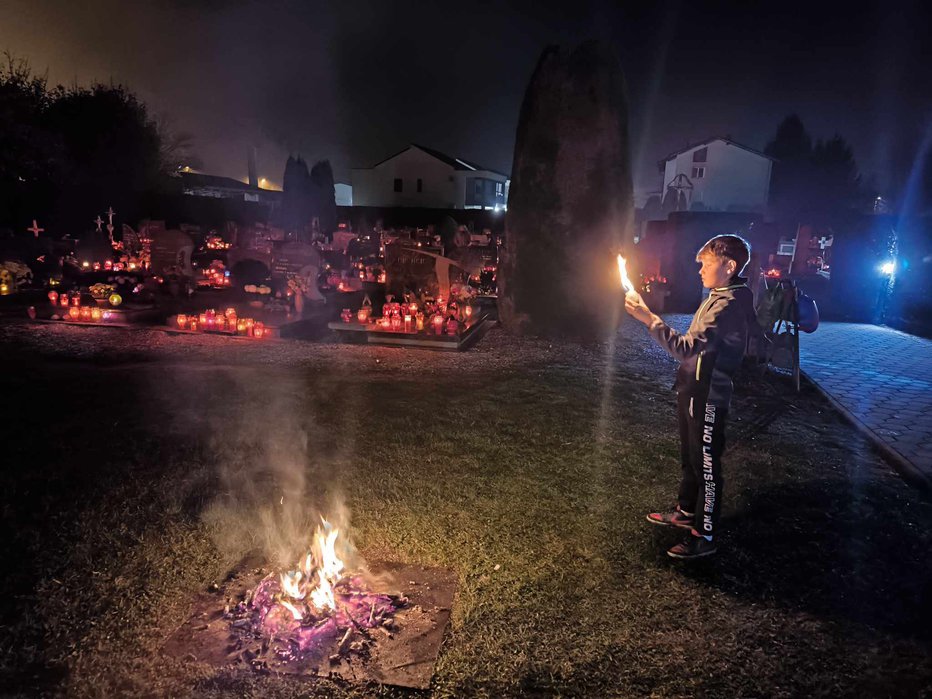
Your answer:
[222,517,404,664]
[617,254,633,292]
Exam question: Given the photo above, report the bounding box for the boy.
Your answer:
[624,235,758,560]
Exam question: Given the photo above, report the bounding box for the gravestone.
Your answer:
[270,241,323,302]
[74,231,113,264]
[150,229,194,277]
[383,245,468,298]
[499,41,634,340]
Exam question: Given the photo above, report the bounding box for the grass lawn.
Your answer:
[1,319,930,697]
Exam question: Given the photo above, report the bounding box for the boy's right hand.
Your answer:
[625,290,654,325]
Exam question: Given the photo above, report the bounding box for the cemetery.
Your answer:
[1,12,931,697]
[1,210,502,348]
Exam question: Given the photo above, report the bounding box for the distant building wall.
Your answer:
[353,148,458,208]
[662,139,772,213]
[334,183,353,207]
[352,146,509,209]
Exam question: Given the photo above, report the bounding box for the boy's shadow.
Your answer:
[664,478,932,644]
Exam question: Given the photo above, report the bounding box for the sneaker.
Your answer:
[667,530,717,560]
[645,507,693,529]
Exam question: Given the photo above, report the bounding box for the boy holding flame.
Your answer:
[623,235,759,559]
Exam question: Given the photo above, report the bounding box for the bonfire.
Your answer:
[222,518,406,669]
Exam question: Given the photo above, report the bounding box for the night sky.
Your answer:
[1,0,929,203]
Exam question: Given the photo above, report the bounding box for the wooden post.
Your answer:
[748,250,761,309]
[792,284,801,392]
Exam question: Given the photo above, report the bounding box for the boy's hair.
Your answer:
[696,234,751,274]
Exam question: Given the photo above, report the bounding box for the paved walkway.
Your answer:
[800,322,932,490]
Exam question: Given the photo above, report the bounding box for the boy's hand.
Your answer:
[625,290,654,325]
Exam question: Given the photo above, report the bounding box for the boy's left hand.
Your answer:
[625,290,654,325]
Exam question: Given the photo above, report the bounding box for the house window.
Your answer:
[394,178,403,192]
[691,167,705,179]
[417,178,423,193]
[692,147,708,163]
[495,182,503,197]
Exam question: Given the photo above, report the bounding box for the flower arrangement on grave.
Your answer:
[205,235,232,250]
[0,261,33,293]
[89,283,116,299]
[199,260,231,288]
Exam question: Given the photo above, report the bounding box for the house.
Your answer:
[334,183,353,207]
[351,144,509,210]
[179,171,282,207]
[658,137,774,213]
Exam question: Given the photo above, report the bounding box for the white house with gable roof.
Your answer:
[658,137,774,213]
[351,144,509,210]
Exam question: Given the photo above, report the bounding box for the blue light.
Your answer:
[879,261,895,275]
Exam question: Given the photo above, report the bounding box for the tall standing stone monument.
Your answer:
[499,41,634,340]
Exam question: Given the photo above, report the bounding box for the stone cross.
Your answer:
[817,236,833,249]
[106,207,115,245]
[27,219,44,238]
[94,216,104,232]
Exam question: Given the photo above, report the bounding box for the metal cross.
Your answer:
[27,219,44,238]
[107,206,115,223]
[95,216,104,232]
[817,236,833,249]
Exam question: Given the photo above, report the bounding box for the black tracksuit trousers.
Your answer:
[676,391,727,538]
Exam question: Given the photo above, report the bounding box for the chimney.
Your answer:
[247,147,258,188]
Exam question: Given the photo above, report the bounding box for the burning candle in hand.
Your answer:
[617,254,634,293]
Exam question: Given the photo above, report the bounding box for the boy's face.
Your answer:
[697,252,737,289]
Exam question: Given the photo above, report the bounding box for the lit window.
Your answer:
[691,167,705,179]
[394,178,403,192]
[495,182,503,196]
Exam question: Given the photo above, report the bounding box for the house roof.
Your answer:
[180,172,257,192]
[369,144,509,178]
[659,137,776,166]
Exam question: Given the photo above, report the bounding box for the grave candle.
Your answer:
[404,314,413,333]
[432,313,444,335]
[416,312,425,331]
[48,291,59,305]
[199,313,208,325]
[357,307,370,323]
[91,308,102,321]
[391,315,402,331]
[177,315,188,328]
[60,293,69,307]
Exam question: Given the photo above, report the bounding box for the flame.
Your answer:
[277,518,345,619]
[617,255,633,292]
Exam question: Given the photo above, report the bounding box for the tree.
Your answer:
[281,155,313,237]
[0,54,61,227]
[154,112,201,175]
[765,114,864,222]
[43,83,162,230]
[309,160,337,239]
[0,53,193,232]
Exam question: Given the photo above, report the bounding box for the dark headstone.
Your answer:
[150,229,194,276]
[500,41,634,340]
[270,241,322,301]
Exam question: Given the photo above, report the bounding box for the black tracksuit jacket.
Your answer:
[647,277,757,409]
